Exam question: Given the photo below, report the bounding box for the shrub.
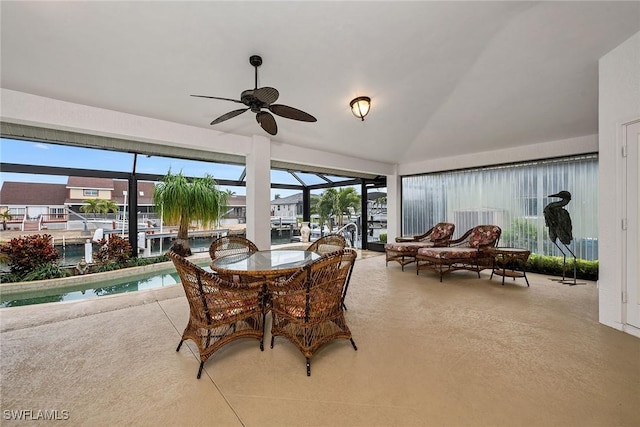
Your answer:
[23,262,70,281]
[379,233,387,243]
[94,235,132,266]
[0,234,60,277]
[526,253,598,281]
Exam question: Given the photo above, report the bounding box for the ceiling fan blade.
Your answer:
[253,87,279,105]
[191,94,244,104]
[210,108,249,125]
[256,111,278,135]
[269,104,317,122]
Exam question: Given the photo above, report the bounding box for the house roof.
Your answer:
[368,191,387,201]
[271,193,303,205]
[111,180,155,206]
[66,176,113,190]
[227,195,246,207]
[0,182,68,206]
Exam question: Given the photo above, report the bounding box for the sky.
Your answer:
[0,138,359,199]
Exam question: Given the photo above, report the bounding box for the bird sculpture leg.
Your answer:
[552,241,567,281]
[562,243,578,286]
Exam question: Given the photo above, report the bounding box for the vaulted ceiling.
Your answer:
[1,1,638,165]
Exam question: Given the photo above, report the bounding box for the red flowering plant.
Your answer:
[0,234,61,278]
[94,235,132,266]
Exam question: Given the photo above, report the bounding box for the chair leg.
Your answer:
[350,338,358,351]
[260,312,266,351]
[197,361,204,379]
[270,336,275,349]
[176,340,184,352]
[306,358,311,376]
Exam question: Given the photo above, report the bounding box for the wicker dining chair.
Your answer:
[268,248,358,376]
[168,250,266,379]
[209,235,259,260]
[307,234,347,256]
[209,235,260,282]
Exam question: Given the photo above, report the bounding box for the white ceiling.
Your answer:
[1,1,638,165]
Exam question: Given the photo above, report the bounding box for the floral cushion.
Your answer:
[204,295,260,321]
[468,225,501,248]
[275,291,337,319]
[417,247,480,260]
[385,241,435,253]
[430,223,455,241]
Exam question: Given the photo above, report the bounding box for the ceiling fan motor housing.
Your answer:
[249,55,263,67]
[241,89,266,112]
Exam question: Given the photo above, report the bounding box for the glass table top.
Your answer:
[211,250,321,274]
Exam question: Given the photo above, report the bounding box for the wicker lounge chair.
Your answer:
[384,222,455,270]
[209,235,259,282]
[269,249,358,376]
[307,233,347,256]
[168,250,266,379]
[415,225,501,282]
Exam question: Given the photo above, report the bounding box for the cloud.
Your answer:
[33,143,49,150]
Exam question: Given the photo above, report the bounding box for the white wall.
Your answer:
[399,134,597,176]
[0,89,253,155]
[598,31,640,337]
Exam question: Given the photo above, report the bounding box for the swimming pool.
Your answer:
[0,261,211,308]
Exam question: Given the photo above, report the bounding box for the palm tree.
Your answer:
[336,187,360,227]
[80,198,102,218]
[317,189,338,236]
[153,171,228,256]
[97,199,119,216]
[0,210,12,231]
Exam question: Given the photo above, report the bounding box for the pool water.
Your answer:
[0,262,211,308]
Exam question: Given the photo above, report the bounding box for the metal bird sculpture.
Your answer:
[543,191,581,285]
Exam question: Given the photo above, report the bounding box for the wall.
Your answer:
[398,134,597,176]
[598,31,640,337]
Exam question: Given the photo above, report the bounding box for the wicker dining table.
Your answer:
[210,249,322,280]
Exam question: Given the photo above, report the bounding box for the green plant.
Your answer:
[154,170,228,256]
[0,234,60,277]
[336,187,360,227]
[379,233,387,243]
[94,235,132,266]
[23,262,70,281]
[526,253,598,281]
[0,210,12,231]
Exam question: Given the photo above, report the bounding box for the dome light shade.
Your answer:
[350,96,371,121]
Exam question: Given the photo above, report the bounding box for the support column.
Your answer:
[245,135,271,250]
[386,167,401,242]
[128,176,138,256]
[361,180,368,250]
[303,187,311,222]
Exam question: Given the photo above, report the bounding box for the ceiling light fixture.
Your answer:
[350,96,371,121]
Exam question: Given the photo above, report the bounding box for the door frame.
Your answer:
[622,119,640,329]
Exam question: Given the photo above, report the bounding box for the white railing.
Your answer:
[335,222,359,248]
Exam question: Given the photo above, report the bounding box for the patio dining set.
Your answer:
[168,234,355,378]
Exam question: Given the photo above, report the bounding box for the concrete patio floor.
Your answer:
[1,251,638,426]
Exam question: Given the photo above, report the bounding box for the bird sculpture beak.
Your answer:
[548,192,562,198]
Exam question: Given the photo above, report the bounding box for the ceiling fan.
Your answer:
[191,55,317,136]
